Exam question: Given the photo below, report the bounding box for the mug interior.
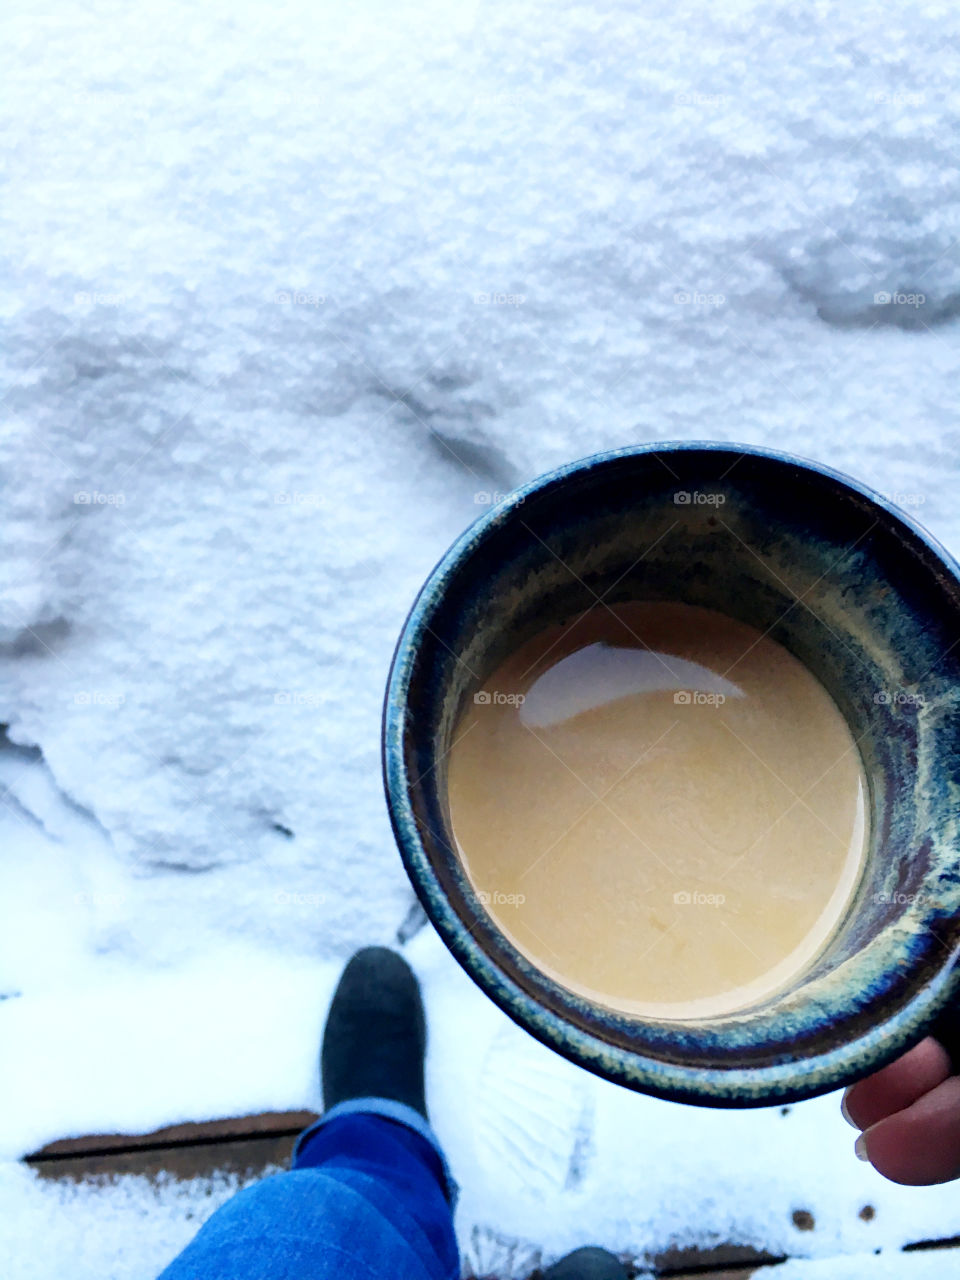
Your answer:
[386,444,960,1103]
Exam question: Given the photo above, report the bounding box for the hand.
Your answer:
[842,1037,960,1184]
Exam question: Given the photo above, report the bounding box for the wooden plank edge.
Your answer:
[23,1110,320,1162]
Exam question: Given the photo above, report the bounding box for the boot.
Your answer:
[321,946,428,1117]
[542,1246,629,1279]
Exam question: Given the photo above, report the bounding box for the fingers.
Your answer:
[842,1036,960,1186]
[842,1037,952,1132]
[856,1074,960,1185]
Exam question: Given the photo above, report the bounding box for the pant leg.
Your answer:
[293,1112,459,1277]
[157,1108,459,1280]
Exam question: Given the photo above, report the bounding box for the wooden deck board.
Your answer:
[649,1243,784,1274]
[29,1109,320,1158]
[19,1113,960,1276]
[24,1110,319,1183]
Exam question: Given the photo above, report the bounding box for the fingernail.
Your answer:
[855,1132,870,1162]
[840,1087,858,1129]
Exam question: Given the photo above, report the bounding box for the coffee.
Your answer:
[447,601,868,1019]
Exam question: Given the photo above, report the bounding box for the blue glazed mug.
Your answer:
[382,442,960,1106]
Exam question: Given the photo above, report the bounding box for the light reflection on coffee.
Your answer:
[447,602,868,1020]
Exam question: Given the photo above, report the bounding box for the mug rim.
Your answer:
[382,440,960,1106]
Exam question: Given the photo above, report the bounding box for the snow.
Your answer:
[3,0,960,1274]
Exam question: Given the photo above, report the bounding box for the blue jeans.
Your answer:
[157,1099,460,1279]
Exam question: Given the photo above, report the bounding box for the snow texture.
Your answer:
[2,0,960,1274]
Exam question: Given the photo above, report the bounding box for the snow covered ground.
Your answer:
[3,0,960,1274]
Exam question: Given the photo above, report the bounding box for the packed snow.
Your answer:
[3,0,960,1274]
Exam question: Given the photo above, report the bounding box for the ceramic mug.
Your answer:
[382,441,960,1106]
